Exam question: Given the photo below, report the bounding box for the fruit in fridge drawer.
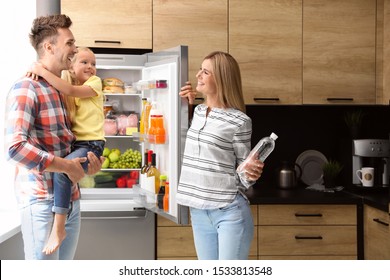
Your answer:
[108,152,120,163]
[102,158,110,168]
[130,170,139,179]
[103,147,111,157]
[111,148,121,156]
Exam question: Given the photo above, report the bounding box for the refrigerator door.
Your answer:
[134,46,189,224]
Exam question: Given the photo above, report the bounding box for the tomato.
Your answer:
[126,178,136,188]
[116,176,126,188]
[130,171,139,179]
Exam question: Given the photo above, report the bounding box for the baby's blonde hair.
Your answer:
[61,47,95,124]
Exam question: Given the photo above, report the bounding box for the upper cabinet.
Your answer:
[303,0,376,104]
[229,0,302,105]
[61,0,152,49]
[153,0,228,92]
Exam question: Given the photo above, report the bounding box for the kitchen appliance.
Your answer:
[276,161,302,189]
[352,139,390,187]
[76,46,189,259]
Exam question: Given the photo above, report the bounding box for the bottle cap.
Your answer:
[270,132,278,140]
[160,174,167,180]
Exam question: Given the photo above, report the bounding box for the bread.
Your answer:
[103,85,124,94]
[103,77,124,87]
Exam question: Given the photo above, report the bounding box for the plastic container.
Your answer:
[237,132,278,183]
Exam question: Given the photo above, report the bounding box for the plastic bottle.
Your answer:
[163,181,169,212]
[157,174,167,209]
[253,132,278,162]
[237,132,278,183]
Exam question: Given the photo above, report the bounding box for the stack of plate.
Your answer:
[295,150,328,185]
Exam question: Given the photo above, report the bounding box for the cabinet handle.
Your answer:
[373,218,389,227]
[295,213,323,217]
[253,97,280,102]
[295,236,323,240]
[326,98,354,102]
[94,40,121,45]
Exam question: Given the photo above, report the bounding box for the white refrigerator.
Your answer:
[79,45,189,232]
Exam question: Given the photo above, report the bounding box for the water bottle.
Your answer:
[253,132,278,162]
[237,132,278,184]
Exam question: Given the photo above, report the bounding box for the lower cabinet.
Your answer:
[156,205,258,259]
[364,204,390,260]
[156,204,358,260]
[257,204,357,260]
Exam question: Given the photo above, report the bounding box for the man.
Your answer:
[5,14,102,260]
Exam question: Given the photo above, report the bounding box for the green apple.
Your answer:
[111,148,121,156]
[108,152,119,163]
[102,147,111,157]
[102,157,110,168]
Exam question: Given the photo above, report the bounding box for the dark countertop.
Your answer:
[246,182,389,212]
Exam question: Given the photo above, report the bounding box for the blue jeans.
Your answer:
[52,140,104,214]
[20,199,81,260]
[189,193,254,260]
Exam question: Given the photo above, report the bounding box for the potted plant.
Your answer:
[322,160,343,188]
[344,110,366,139]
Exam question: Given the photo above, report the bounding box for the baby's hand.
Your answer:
[26,62,45,80]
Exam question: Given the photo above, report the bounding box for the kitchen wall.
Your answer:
[247,105,390,187]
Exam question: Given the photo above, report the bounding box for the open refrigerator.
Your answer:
[77,45,189,258]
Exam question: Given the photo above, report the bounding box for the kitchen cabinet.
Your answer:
[153,0,228,99]
[61,0,152,49]
[303,0,376,104]
[363,204,390,259]
[377,0,390,105]
[258,204,357,259]
[156,205,258,259]
[229,0,302,105]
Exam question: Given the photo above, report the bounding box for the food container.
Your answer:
[156,80,168,88]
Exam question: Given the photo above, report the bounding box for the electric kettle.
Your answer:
[277,161,302,189]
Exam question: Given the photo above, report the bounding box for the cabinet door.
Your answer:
[229,0,302,105]
[303,0,376,104]
[153,0,228,97]
[61,0,152,49]
[364,205,390,260]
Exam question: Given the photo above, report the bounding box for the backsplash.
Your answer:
[246,105,390,187]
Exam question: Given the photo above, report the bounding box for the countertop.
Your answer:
[245,182,389,212]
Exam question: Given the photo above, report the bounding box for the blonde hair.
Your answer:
[203,51,246,113]
[61,47,95,123]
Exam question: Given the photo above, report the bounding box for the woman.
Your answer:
[177,51,263,260]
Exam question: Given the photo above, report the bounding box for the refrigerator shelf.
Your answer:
[101,168,140,172]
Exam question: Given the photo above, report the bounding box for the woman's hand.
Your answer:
[179,81,197,104]
[237,158,264,182]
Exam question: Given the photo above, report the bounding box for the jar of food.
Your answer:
[156,80,168,88]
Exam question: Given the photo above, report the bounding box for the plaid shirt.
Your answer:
[5,77,78,207]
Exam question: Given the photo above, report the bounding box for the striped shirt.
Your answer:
[177,104,254,209]
[5,77,78,208]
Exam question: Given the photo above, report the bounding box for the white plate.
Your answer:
[295,150,328,185]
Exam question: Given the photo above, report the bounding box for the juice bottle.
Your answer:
[148,114,157,143]
[154,114,166,144]
[163,181,169,212]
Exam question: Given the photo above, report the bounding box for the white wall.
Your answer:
[0,1,36,210]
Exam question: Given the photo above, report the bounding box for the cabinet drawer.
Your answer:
[259,205,356,225]
[157,226,196,259]
[258,225,357,256]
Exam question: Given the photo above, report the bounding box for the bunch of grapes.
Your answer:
[111,148,142,169]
